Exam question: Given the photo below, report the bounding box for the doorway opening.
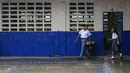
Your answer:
[103,12,123,55]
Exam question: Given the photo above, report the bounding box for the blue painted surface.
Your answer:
[104,64,112,73]
[11,71,26,73]
[122,31,130,55]
[94,65,101,73]
[0,31,129,56]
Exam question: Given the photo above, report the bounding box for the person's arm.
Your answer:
[107,35,112,41]
[88,35,91,41]
[75,34,80,42]
[75,30,82,42]
[117,39,120,45]
[117,35,120,45]
[88,31,91,41]
[108,38,112,41]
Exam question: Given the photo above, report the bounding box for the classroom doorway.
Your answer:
[103,12,123,55]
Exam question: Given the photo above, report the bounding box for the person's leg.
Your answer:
[119,49,123,59]
[111,51,114,59]
[118,43,123,59]
[111,40,116,59]
[84,40,90,58]
[79,39,86,58]
[85,46,90,58]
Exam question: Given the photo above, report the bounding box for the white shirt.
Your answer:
[112,32,118,39]
[79,29,91,38]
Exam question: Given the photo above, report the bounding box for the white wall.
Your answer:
[0,0,129,31]
[94,0,130,31]
[127,0,130,30]
[51,1,66,31]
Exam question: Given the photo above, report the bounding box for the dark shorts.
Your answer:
[111,39,118,52]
